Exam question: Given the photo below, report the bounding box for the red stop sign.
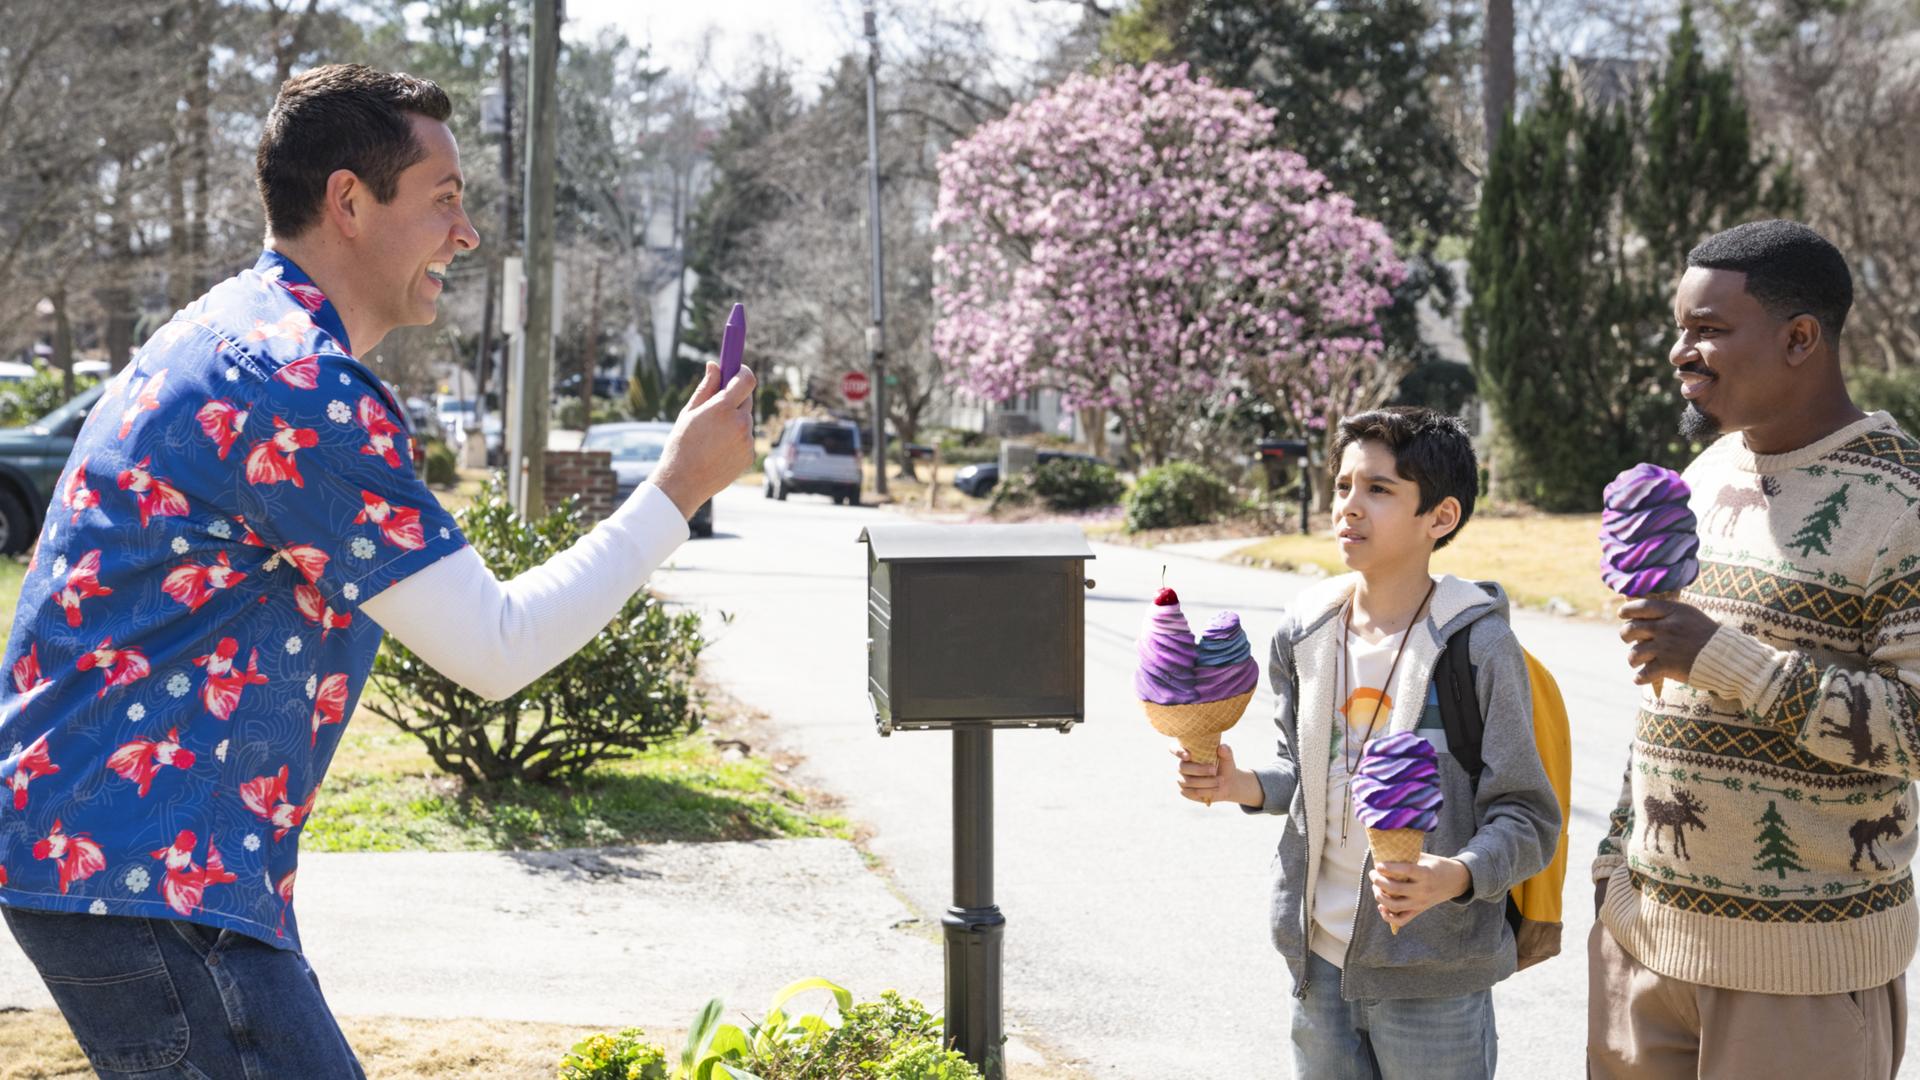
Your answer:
[841,370,871,402]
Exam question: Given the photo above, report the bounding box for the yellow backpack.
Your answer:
[1434,625,1573,970]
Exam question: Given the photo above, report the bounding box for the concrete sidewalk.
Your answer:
[0,840,944,1032]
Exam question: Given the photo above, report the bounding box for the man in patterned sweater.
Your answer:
[1597,220,1912,1077]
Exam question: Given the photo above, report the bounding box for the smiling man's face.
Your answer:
[1670,266,1798,442]
[358,113,478,333]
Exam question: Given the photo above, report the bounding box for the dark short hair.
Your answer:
[255,64,453,240]
[1686,219,1853,351]
[1330,407,1477,550]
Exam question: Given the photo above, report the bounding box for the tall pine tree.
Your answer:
[1467,7,1796,511]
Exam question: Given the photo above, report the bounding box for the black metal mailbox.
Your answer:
[860,524,1094,734]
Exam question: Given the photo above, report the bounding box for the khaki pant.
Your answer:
[1587,923,1906,1079]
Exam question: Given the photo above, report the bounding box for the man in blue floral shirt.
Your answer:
[0,65,753,1077]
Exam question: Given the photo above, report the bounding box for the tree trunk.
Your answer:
[51,283,73,400]
[1483,0,1515,156]
[582,260,600,423]
[186,0,212,297]
[1079,406,1107,457]
[100,153,135,373]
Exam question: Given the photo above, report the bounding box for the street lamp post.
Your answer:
[862,0,888,499]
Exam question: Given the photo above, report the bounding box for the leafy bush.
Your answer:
[1852,367,1920,439]
[559,1028,670,1080]
[990,457,1123,513]
[364,478,706,785]
[0,366,97,426]
[1124,461,1232,531]
[554,395,630,431]
[422,439,458,487]
[672,978,983,1080]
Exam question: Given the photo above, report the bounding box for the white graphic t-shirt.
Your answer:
[1311,622,1407,968]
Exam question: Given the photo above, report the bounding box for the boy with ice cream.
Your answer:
[1175,407,1559,1079]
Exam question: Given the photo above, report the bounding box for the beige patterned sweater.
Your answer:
[1594,411,1920,994]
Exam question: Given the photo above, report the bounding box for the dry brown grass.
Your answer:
[1234,511,1620,617]
[0,1008,628,1079]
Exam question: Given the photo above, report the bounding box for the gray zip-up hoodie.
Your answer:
[1245,573,1560,1001]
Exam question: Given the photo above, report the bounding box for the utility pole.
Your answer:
[862,0,888,499]
[515,0,560,516]
[475,13,516,466]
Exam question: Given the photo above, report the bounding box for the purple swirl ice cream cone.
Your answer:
[1353,731,1442,933]
[1193,611,1260,702]
[1134,588,1197,705]
[1601,463,1700,694]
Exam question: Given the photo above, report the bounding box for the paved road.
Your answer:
[655,484,1920,1078]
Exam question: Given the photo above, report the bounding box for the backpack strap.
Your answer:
[1436,621,1486,785]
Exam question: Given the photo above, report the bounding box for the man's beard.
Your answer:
[1679,402,1721,442]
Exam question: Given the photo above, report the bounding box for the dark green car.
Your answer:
[0,384,102,554]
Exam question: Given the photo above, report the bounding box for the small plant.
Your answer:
[629,978,983,1080]
[0,365,97,426]
[1124,461,1232,531]
[422,438,458,486]
[364,477,706,785]
[559,1028,672,1080]
[991,457,1124,513]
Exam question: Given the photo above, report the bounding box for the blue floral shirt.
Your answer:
[0,251,466,949]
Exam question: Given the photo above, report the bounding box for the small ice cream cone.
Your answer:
[1366,827,1427,935]
[1601,464,1700,701]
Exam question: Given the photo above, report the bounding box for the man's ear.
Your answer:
[1427,495,1462,543]
[1783,312,1823,368]
[321,169,364,240]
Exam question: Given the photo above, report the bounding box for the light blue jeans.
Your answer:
[1292,951,1498,1079]
[4,906,365,1079]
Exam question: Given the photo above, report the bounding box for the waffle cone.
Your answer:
[1142,691,1254,765]
[1366,827,1427,935]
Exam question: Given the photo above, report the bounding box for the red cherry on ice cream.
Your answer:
[1154,588,1179,606]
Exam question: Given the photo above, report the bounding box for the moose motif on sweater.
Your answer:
[1850,804,1908,872]
[1643,789,1709,860]
[1820,684,1890,768]
[1705,475,1781,536]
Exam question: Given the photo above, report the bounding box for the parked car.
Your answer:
[952,450,1107,498]
[580,421,713,537]
[0,383,103,553]
[553,373,631,400]
[763,418,862,505]
[434,396,477,439]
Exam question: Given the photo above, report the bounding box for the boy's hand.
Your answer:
[1370,855,1472,932]
[1616,597,1718,687]
[1173,743,1264,808]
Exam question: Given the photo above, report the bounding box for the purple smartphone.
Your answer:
[719,303,746,387]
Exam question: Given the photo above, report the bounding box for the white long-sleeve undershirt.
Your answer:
[360,483,691,701]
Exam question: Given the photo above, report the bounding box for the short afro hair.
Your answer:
[1686,220,1853,351]
[1329,407,1478,550]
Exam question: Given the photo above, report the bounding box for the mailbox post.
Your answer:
[1256,438,1312,535]
[858,524,1095,1079]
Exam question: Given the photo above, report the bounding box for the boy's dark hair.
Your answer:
[1330,407,1477,550]
[1686,219,1853,352]
[256,64,453,240]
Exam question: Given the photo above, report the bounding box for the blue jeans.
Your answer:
[3,907,364,1079]
[1292,951,1498,1079]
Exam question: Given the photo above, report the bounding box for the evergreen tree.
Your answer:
[1790,484,1850,557]
[1466,7,1795,511]
[1753,800,1807,879]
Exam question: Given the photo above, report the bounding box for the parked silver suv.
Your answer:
[764,418,862,505]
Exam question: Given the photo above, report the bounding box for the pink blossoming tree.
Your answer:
[932,63,1407,467]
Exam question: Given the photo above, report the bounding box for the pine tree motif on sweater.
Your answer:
[1790,484,1851,556]
[1753,800,1807,879]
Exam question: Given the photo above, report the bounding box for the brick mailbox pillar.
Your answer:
[542,448,619,523]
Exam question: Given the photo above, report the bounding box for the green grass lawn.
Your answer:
[305,709,850,853]
[1235,512,1621,617]
[303,687,850,852]
[0,555,25,636]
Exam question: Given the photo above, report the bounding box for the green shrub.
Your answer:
[1852,367,1920,439]
[0,366,97,427]
[1124,461,1232,531]
[422,439,458,487]
[558,1028,671,1080]
[364,478,706,785]
[672,978,984,1080]
[991,457,1123,513]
